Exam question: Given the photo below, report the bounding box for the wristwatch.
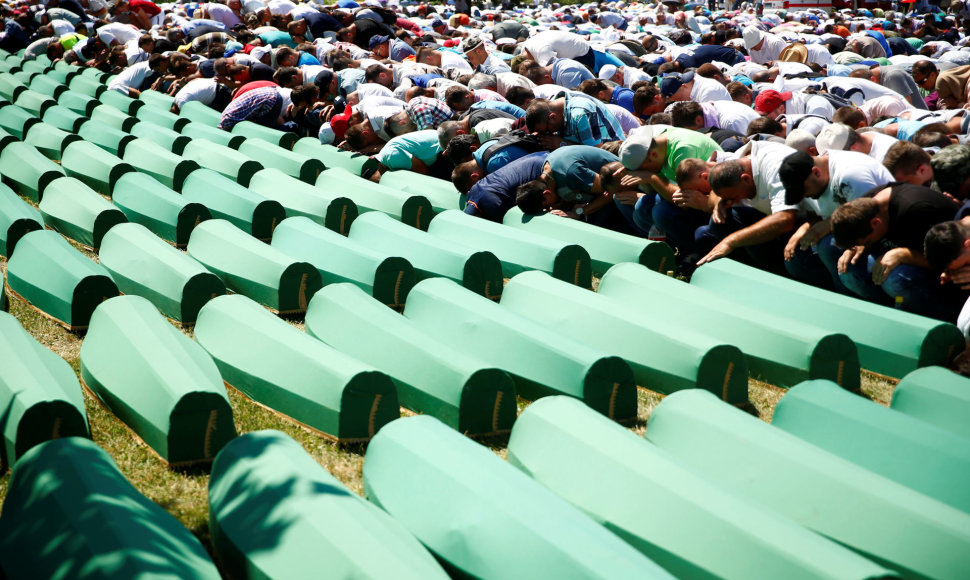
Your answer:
[575,207,585,216]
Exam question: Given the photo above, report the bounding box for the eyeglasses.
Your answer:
[914,71,934,86]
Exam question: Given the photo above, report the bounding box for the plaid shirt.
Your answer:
[405,97,454,131]
[218,86,282,131]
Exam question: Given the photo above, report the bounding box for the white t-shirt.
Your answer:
[473,117,514,142]
[821,77,902,101]
[866,132,898,164]
[749,32,786,65]
[98,22,141,45]
[439,50,473,72]
[787,92,836,120]
[108,60,152,94]
[522,30,590,66]
[690,75,731,102]
[811,150,893,218]
[174,78,219,108]
[495,72,534,96]
[356,82,394,100]
[749,141,800,215]
[712,100,760,134]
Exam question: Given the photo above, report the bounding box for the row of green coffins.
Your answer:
[2,372,970,578]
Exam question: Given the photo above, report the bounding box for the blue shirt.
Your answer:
[674,44,746,69]
[547,146,619,203]
[563,93,624,146]
[474,139,533,173]
[552,58,594,89]
[469,100,526,119]
[465,152,549,221]
[610,87,635,114]
[390,39,416,61]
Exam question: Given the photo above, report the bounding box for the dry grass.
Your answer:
[0,252,899,561]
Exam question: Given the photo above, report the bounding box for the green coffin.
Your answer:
[0,125,17,152]
[386,169,463,212]
[179,121,245,148]
[122,137,200,191]
[230,120,297,149]
[42,103,87,132]
[24,121,82,160]
[112,172,210,247]
[306,283,516,435]
[99,223,225,323]
[39,176,127,249]
[44,68,77,86]
[773,379,970,513]
[181,168,285,241]
[363,415,674,579]
[292,138,378,176]
[0,312,88,467]
[129,120,191,155]
[0,141,65,201]
[90,103,138,132]
[0,74,25,100]
[316,167,433,230]
[209,431,446,579]
[136,105,190,132]
[503,207,675,277]
[60,139,136,196]
[80,295,236,465]
[187,219,322,314]
[0,103,38,138]
[0,182,42,257]
[0,437,220,579]
[68,73,106,98]
[501,271,749,404]
[195,295,398,441]
[599,263,861,390]
[28,74,67,99]
[13,89,55,116]
[348,211,504,300]
[10,71,36,86]
[182,139,263,186]
[57,90,98,116]
[507,396,898,580]
[1,277,5,312]
[272,216,415,309]
[406,277,637,421]
[646,389,970,580]
[248,168,357,234]
[177,100,223,126]
[238,138,324,183]
[892,367,970,439]
[5,230,119,330]
[77,118,136,157]
[99,88,144,116]
[79,67,110,83]
[138,89,174,109]
[691,259,965,377]
[429,209,593,288]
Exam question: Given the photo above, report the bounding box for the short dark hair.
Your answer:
[925,220,970,272]
[505,86,534,109]
[912,127,953,149]
[452,161,479,195]
[632,84,660,115]
[444,85,473,110]
[445,133,478,165]
[524,99,551,133]
[516,179,547,214]
[884,141,932,178]
[365,64,388,83]
[833,107,866,127]
[831,197,880,248]
[274,66,301,86]
[708,160,744,194]
[670,101,703,128]
[746,116,783,137]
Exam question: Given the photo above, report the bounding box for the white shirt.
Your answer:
[174,78,219,108]
[521,30,590,66]
[810,150,893,218]
[605,103,637,136]
[473,117,514,142]
[710,100,760,134]
[866,132,898,164]
[439,50,473,72]
[356,82,394,100]
[108,60,152,94]
[821,77,903,101]
[749,32,787,65]
[495,72,535,96]
[749,141,800,215]
[690,75,731,102]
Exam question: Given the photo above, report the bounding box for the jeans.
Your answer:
[695,205,788,276]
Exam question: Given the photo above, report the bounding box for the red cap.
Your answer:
[330,109,353,141]
[754,89,792,115]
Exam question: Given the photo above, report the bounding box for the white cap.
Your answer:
[620,128,656,170]
[742,26,763,50]
[250,46,271,61]
[319,123,336,144]
[598,64,618,81]
[785,128,817,154]
[815,123,851,155]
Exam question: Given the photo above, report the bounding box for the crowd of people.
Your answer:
[12,0,970,332]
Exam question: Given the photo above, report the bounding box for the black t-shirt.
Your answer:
[872,183,960,251]
[462,108,517,127]
[354,18,393,50]
[303,12,342,37]
[674,45,745,69]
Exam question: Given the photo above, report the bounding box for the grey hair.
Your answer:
[931,144,970,196]
[467,73,497,92]
[437,120,464,151]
